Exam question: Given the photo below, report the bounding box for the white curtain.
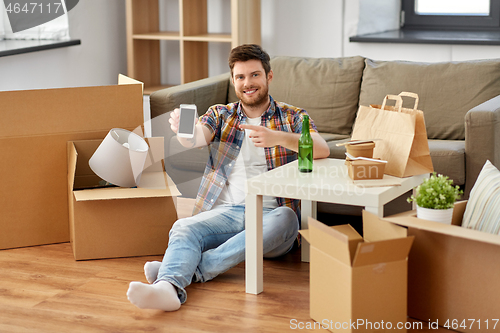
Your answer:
[0,1,70,40]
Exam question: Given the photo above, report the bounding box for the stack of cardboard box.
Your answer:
[68,137,179,260]
[301,213,414,332]
[303,201,500,333]
[384,201,500,333]
[0,77,179,260]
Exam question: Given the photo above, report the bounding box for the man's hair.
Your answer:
[228,44,271,77]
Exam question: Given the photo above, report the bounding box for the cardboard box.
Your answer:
[0,76,144,250]
[345,141,375,158]
[346,159,385,180]
[300,213,414,332]
[68,137,180,260]
[384,201,500,332]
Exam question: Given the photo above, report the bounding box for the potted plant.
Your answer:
[407,172,463,224]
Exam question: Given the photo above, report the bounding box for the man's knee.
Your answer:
[169,217,196,238]
[271,206,299,231]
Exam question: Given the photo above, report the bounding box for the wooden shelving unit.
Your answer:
[125,0,261,94]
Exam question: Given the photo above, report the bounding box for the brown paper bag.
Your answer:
[351,92,434,178]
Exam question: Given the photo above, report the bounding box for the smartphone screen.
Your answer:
[178,107,196,136]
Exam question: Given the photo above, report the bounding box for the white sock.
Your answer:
[144,261,162,284]
[127,280,181,311]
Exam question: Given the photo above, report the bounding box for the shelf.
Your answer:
[126,0,261,91]
[183,33,233,42]
[133,32,181,40]
[132,32,233,43]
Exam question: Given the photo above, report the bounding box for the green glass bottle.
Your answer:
[298,115,313,172]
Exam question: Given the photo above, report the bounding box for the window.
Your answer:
[414,0,490,15]
[349,0,500,45]
[0,1,80,58]
[402,0,500,30]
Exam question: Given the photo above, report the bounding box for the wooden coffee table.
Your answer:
[245,158,428,294]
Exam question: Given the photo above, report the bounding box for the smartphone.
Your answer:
[177,104,197,138]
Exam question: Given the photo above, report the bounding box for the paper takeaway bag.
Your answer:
[351,92,433,178]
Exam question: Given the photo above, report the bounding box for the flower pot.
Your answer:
[416,205,454,224]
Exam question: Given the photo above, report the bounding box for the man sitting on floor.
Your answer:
[127,44,329,311]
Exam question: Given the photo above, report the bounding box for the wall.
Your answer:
[159,0,344,86]
[260,0,500,62]
[1,0,499,93]
[261,0,344,58]
[0,0,126,91]
[261,0,500,62]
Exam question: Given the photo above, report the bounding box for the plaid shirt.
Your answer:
[192,96,318,221]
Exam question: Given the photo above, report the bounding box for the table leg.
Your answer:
[300,200,317,262]
[365,205,384,217]
[245,193,263,294]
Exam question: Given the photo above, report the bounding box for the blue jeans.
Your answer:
[155,204,299,304]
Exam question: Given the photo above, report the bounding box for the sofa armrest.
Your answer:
[465,94,500,197]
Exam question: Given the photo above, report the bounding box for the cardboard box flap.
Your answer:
[389,200,467,223]
[362,210,408,242]
[73,185,173,201]
[299,229,310,242]
[118,73,144,94]
[352,236,414,267]
[142,137,165,172]
[0,84,142,139]
[138,169,181,195]
[307,218,363,265]
[385,212,500,247]
[68,142,78,193]
[307,218,350,265]
[331,224,364,264]
[71,140,101,177]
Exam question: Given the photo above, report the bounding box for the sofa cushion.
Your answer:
[359,58,500,140]
[267,56,365,135]
[327,137,351,159]
[428,139,465,186]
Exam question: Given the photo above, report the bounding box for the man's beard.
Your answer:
[236,85,269,109]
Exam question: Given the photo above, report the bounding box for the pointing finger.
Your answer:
[240,124,261,130]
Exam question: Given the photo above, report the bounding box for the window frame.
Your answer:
[402,0,500,30]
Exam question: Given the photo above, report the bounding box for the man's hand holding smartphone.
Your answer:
[169,104,211,149]
[170,104,197,138]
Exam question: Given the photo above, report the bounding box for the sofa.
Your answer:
[149,56,500,216]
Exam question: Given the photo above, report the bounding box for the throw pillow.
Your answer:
[461,160,500,234]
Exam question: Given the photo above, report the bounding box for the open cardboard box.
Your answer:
[300,213,414,332]
[0,76,144,250]
[68,137,180,260]
[383,201,500,332]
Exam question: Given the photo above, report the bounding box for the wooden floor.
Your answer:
[0,198,449,332]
